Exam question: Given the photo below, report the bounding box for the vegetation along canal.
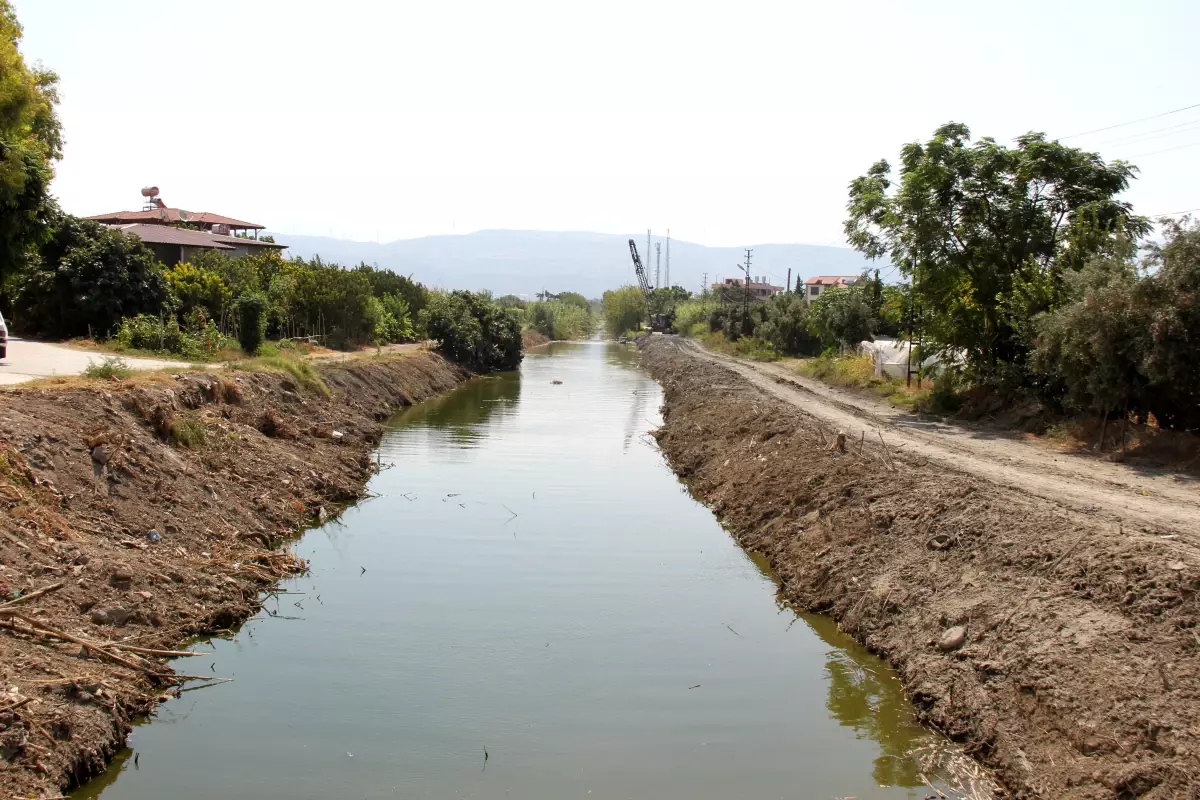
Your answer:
[76,342,955,800]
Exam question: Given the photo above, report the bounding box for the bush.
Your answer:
[236,293,267,355]
[601,286,646,337]
[114,314,230,361]
[83,356,133,380]
[419,290,523,371]
[673,300,717,336]
[528,300,592,340]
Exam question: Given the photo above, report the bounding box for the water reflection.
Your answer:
[808,614,929,787]
[385,371,521,450]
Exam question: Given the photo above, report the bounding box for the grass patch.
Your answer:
[83,356,134,380]
[702,332,779,361]
[170,413,207,449]
[227,353,329,397]
[796,353,933,410]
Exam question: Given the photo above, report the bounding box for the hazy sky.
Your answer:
[13,0,1200,247]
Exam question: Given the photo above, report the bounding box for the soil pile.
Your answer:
[0,352,468,798]
[642,337,1200,799]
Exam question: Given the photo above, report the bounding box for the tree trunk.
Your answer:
[1097,412,1109,453]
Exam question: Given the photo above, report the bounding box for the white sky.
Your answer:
[13,0,1200,247]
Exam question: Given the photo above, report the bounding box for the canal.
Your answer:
[76,341,950,800]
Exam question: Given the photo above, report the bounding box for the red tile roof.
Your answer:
[86,209,264,230]
[115,224,236,250]
[805,275,859,286]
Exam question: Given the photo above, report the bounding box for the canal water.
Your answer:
[77,342,947,800]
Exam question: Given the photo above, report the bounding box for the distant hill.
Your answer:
[268,229,883,299]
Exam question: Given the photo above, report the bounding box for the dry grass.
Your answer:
[793,354,930,410]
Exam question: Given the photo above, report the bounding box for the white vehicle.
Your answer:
[0,311,7,360]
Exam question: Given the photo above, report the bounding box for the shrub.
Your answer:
[83,356,133,380]
[528,300,592,340]
[236,293,267,355]
[419,290,523,371]
[673,300,717,336]
[114,314,230,361]
[170,414,206,448]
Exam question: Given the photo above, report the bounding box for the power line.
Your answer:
[1095,118,1200,146]
[1147,206,1200,217]
[1060,102,1200,139]
[1122,140,1200,158]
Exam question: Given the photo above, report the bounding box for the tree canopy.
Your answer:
[845,122,1149,383]
[0,1,61,285]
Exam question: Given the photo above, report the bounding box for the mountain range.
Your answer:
[269,229,882,299]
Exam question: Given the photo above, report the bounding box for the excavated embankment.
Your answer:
[642,336,1200,799]
[0,352,469,797]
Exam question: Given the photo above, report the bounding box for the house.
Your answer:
[718,276,784,302]
[804,275,859,300]
[87,188,287,266]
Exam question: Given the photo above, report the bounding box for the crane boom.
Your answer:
[628,239,654,301]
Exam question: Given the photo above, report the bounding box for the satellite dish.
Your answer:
[178,210,191,223]
[141,186,160,198]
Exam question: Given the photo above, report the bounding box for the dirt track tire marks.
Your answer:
[675,338,1200,539]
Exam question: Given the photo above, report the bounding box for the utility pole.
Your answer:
[786,267,792,296]
[646,229,652,288]
[665,229,670,290]
[741,248,753,337]
[701,272,708,299]
[655,242,662,290]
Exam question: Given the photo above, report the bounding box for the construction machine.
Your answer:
[627,239,672,333]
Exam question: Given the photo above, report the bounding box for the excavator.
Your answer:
[627,239,673,333]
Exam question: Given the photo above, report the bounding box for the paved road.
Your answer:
[678,338,1200,538]
[0,339,188,385]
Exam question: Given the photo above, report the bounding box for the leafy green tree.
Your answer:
[1031,246,1146,423]
[845,122,1149,382]
[648,285,692,316]
[496,294,526,309]
[757,292,819,356]
[808,285,875,350]
[164,262,230,321]
[528,300,591,340]
[1136,217,1200,429]
[556,291,590,311]
[601,285,646,336]
[0,2,62,285]
[15,213,169,338]
[419,290,522,370]
[236,292,267,354]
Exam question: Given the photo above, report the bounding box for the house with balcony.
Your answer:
[803,275,859,300]
[87,188,287,266]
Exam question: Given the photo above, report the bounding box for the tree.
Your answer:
[756,292,819,356]
[0,1,62,285]
[808,285,875,350]
[15,213,169,338]
[1137,217,1200,429]
[556,291,590,311]
[165,262,230,322]
[601,285,646,336]
[419,290,522,371]
[845,122,1149,383]
[1031,246,1146,427]
[648,285,692,317]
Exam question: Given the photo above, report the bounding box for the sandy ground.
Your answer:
[680,339,1200,539]
[643,337,1200,799]
[0,340,189,385]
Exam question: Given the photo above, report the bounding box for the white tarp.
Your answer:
[858,338,943,379]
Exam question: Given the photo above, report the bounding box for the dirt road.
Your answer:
[678,338,1200,538]
[0,339,188,385]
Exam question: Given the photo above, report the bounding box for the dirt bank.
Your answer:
[0,352,469,798]
[642,337,1200,799]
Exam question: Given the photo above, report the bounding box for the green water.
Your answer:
[76,341,941,800]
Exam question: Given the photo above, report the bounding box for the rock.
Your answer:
[107,571,133,590]
[938,625,967,652]
[90,445,109,466]
[89,606,131,626]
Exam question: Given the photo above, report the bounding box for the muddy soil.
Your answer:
[0,353,468,798]
[642,337,1200,799]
